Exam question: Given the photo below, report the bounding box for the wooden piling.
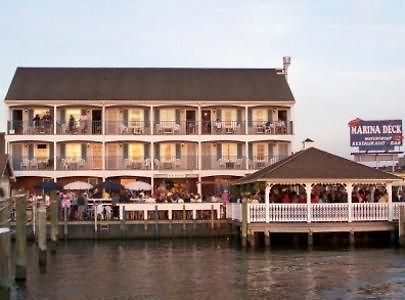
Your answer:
[15,190,27,281]
[63,207,68,239]
[349,231,356,247]
[37,206,47,266]
[264,231,271,248]
[210,205,214,229]
[154,205,159,237]
[0,228,11,300]
[241,198,248,247]
[308,231,313,248]
[399,206,405,247]
[49,191,58,253]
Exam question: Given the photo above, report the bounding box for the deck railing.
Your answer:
[8,120,53,135]
[247,120,293,135]
[226,203,242,220]
[244,203,405,223]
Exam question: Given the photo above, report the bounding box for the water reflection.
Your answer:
[11,240,405,300]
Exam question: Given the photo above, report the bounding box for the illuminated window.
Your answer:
[35,144,49,160]
[160,143,174,161]
[65,143,81,160]
[66,109,81,122]
[160,109,175,122]
[129,109,144,125]
[33,108,49,118]
[222,143,237,159]
[128,143,144,161]
[253,109,266,122]
[223,109,236,126]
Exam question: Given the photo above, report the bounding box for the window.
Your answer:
[129,109,144,125]
[66,109,81,122]
[254,143,265,160]
[128,143,144,161]
[160,109,175,122]
[33,108,49,118]
[279,143,289,157]
[253,109,266,123]
[35,144,49,160]
[223,109,236,126]
[222,143,237,159]
[65,143,81,160]
[160,143,175,161]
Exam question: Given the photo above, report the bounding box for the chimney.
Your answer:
[302,138,314,150]
[283,56,291,79]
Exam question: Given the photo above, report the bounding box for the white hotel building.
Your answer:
[4,60,295,196]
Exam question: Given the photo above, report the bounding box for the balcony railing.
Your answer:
[248,121,293,135]
[105,121,151,135]
[12,157,53,171]
[201,156,246,170]
[106,157,152,170]
[8,120,53,135]
[56,156,102,170]
[154,156,198,170]
[56,121,102,135]
[247,156,287,170]
[202,121,246,135]
[154,121,198,135]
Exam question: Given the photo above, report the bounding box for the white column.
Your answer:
[150,105,154,135]
[198,141,202,170]
[265,184,271,223]
[305,184,312,223]
[151,142,154,171]
[151,176,154,194]
[245,105,249,134]
[387,182,393,221]
[102,104,106,172]
[198,105,202,135]
[245,141,249,170]
[102,105,105,135]
[53,105,57,134]
[197,175,202,195]
[346,183,353,223]
[53,141,57,171]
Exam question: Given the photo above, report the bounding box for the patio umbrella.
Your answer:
[35,181,61,191]
[125,181,152,191]
[94,180,124,192]
[64,181,93,190]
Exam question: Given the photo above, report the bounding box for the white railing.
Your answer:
[352,203,388,221]
[117,203,222,221]
[311,203,349,222]
[230,202,405,223]
[268,203,307,222]
[248,204,266,223]
[226,203,242,221]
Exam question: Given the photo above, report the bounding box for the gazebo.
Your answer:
[233,147,404,223]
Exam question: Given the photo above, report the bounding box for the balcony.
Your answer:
[106,156,152,170]
[247,156,286,170]
[12,156,53,171]
[248,121,293,135]
[153,121,198,135]
[8,120,53,135]
[202,156,246,170]
[56,156,102,170]
[202,121,245,135]
[153,156,197,170]
[56,120,102,135]
[105,121,151,135]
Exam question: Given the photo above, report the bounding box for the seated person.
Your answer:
[215,119,222,132]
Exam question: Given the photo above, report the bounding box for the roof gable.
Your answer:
[5,67,295,102]
[237,147,401,184]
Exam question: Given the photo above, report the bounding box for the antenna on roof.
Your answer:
[302,138,314,150]
[283,56,291,79]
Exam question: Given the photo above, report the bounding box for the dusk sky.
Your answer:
[0,0,404,157]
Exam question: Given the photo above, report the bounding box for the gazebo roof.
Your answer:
[235,147,401,184]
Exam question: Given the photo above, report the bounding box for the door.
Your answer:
[92,109,102,134]
[12,144,23,170]
[106,109,119,134]
[12,109,23,134]
[90,143,102,169]
[186,110,196,134]
[201,110,211,134]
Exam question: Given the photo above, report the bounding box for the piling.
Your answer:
[182,205,186,232]
[349,231,356,247]
[210,205,214,229]
[154,205,159,237]
[63,207,68,238]
[38,206,47,266]
[241,198,248,247]
[264,231,271,248]
[0,228,11,300]
[399,206,405,247]
[49,191,58,253]
[15,190,27,280]
[308,231,314,248]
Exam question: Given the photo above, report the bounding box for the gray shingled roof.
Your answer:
[0,154,15,180]
[5,67,295,101]
[235,147,401,184]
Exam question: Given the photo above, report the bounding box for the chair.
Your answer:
[119,123,128,134]
[20,159,29,170]
[144,158,151,169]
[29,158,38,169]
[124,158,132,169]
[96,204,104,220]
[174,123,181,134]
[235,158,243,169]
[78,158,86,169]
[218,158,226,169]
[61,158,69,170]
[154,159,161,169]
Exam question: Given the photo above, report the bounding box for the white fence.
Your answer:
[227,202,405,223]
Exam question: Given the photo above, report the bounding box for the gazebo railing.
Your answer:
[225,203,242,221]
[244,203,405,223]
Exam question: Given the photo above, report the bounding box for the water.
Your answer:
[10,240,405,300]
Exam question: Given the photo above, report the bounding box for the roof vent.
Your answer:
[302,138,314,150]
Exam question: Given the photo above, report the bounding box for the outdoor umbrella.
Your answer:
[94,180,124,192]
[35,181,61,191]
[125,181,152,191]
[64,181,93,190]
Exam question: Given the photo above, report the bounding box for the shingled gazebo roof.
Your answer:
[235,147,401,185]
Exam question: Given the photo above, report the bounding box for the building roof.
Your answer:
[235,147,401,184]
[0,154,15,181]
[5,67,295,102]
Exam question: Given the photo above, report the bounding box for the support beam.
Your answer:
[264,231,271,248]
[346,183,353,223]
[265,184,270,223]
[50,190,58,253]
[241,197,248,247]
[308,231,313,248]
[305,184,312,223]
[349,231,355,246]
[386,183,393,221]
[247,231,255,247]
[15,190,27,280]
[38,206,47,266]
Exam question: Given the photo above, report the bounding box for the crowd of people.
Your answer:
[32,111,52,133]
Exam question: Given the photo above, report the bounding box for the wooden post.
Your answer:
[49,191,58,253]
[182,204,186,232]
[399,206,405,247]
[241,197,248,247]
[210,204,214,229]
[154,205,159,237]
[308,231,313,248]
[38,206,47,266]
[15,190,27,280]
[349,231,355,247]
[63,207,68,238]
[0,228,11,300]
[264,231,271,248]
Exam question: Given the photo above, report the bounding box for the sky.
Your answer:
[0,0,404,158]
